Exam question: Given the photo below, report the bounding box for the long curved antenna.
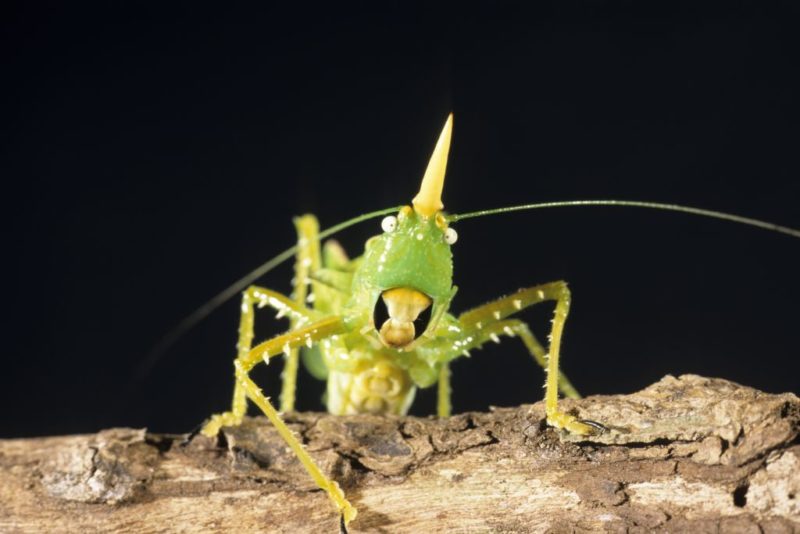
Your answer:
[448,200,800,239]
[131,205,404,384]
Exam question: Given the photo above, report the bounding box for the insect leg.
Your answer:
[322,239,351,270]
[501,319,580,399]
[282,215,323,412]
[457,282,597,435]
[207,316,357,525]
[457,286,579,399]
[437,362,452,417]
[203,285,318,435]
[445,319,577,402]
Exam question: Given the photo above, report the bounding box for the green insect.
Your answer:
[198,114,799,528]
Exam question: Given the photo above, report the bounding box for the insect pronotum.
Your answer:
[192,114,798,528]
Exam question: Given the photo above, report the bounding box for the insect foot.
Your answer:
[547,411,605,436]
[200,411,242,438]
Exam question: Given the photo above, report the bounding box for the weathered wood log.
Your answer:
[1,375,798,533]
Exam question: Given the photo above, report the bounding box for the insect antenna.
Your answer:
[131,205,404,385]
[448,200,800,239]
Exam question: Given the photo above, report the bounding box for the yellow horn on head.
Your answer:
[412,113,453,217]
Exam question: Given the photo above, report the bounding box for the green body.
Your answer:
[201,114,588,525]
[302,208,462,415]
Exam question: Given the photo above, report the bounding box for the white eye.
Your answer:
[381,215,398,233]
[444,227,458,245]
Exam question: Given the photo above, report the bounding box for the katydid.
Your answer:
[197,114,799,528]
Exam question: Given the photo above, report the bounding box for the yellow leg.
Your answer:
[501,319,580,400]
[456,290,580,399]
[235,361,356,524]
[203,316,356,524]
[458,281,597,435]
[437,362,451,417]
[203,285,317,434]
[282,215,323,412]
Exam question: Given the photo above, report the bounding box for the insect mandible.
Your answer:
[199,113,800,528]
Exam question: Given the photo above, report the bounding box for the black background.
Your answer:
[3,3,798,438]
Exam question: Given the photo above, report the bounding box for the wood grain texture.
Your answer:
[1,375,798,533]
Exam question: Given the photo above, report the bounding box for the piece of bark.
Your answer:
[1,375,798,533]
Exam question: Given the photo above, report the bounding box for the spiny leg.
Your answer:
[434,320,574,419]
[205,316,357,524]
[501,319,580,400]
[457,281,598,435]
[442,318,577,408]
[204,285,317,435]
[282,215,323,412]
[457,289,581,400]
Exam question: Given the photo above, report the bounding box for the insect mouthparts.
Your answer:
[376,287,432,348]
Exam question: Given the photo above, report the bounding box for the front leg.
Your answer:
[202,285,319,435]
[457,281,599,435]
[203,315,357,525]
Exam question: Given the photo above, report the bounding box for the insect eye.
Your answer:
[444,227,458,245]
[381,215,398,233]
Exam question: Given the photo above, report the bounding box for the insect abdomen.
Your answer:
[326,358,416,415]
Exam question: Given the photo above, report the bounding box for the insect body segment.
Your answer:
[202,114,585,526]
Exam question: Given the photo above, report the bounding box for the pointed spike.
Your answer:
[412,113,453,217]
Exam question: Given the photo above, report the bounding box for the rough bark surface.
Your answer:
[1,375,798,533]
